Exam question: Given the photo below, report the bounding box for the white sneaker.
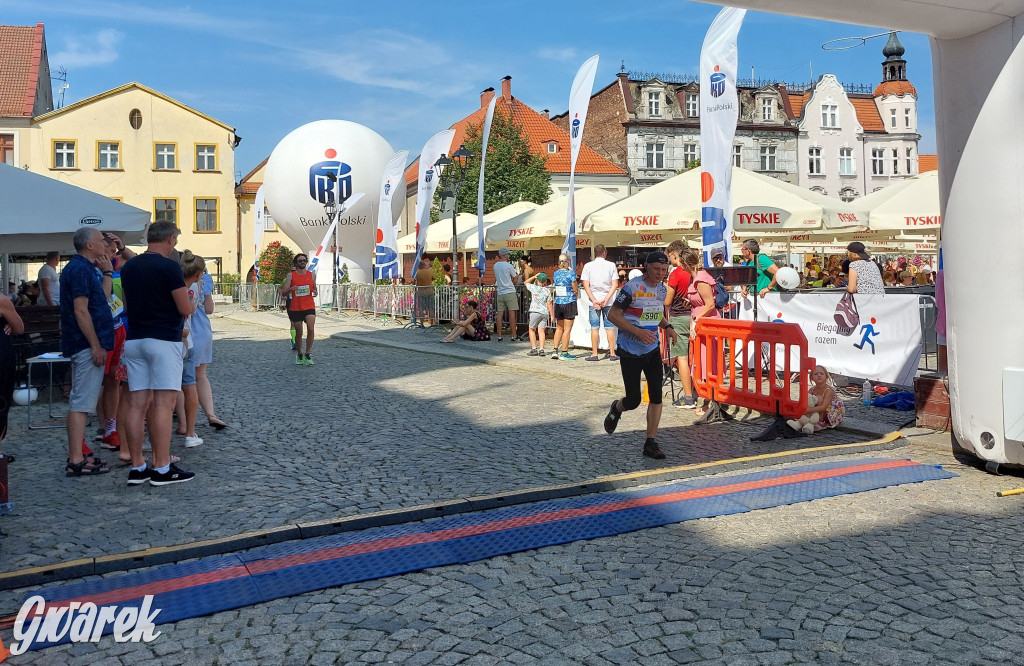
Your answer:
[142,436,152,452]
[184,435,203,448]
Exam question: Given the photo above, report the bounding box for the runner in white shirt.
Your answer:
[580,245,620,362]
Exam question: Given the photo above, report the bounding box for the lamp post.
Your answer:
[433,144,473,285]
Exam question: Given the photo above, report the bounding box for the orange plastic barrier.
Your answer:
[691,319,815,420]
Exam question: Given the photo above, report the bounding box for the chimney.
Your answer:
[480,87,495,110]
[501,75,512,101]
[542,109,549,119]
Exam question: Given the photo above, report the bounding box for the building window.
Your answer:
[839,187,857,203]
[648,92,661,117]
[195,144,217,171]
[686,93,699,117]
[195,198,218,232]
[808,147,822,175]
[129,109,143,130]
[155,143,176,170]
[890,108,897,128]
[906,148,913,174]
[97,141,120,170]
[892,148,900,174]
[0,134,13,166]
[264,210,277,231]
[645,142,664,169]
[905,108,911,128]
[759,145,776,171]
[53,140,76,169]
[155,198,177,225]
[761,98,773,121]
[821,103,838,128]
[839,147,855,175]
[547,142,557,153]
[871,148,885,175]
[683,143,698,166]
[733,144,742,167]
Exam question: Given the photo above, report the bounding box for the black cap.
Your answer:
[644,251,669,266]
[846,241,870,261]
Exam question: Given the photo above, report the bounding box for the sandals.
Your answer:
[207,419,228,431]
[66,457,111,477]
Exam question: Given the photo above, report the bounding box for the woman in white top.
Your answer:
[845,242,884,295]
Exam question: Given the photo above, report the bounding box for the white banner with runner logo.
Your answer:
[561,54,599,273]
[737,292,922,385]
[374,150,408,280]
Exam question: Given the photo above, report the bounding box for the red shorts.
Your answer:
[105,325,127,377]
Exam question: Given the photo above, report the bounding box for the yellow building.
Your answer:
[20,82,240,276]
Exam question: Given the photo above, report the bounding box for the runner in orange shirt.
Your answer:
[279,254,318,365]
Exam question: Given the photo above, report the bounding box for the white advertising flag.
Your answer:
[475,94,498,278]
[561,54,600,273]
[374,150,409,280]
[699,7,745,266]
[253,185,265,281]
[309,193,364,275]
[412,129,456,278]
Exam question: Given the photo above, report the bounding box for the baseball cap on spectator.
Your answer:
[846,241,870,261]
[644,251,669,265]
[497,248,510,256]
[535,272,548,283]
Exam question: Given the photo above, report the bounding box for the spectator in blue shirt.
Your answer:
[59,227,115,477]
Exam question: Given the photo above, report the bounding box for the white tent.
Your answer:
[854,171,941,234]
[0,164,150,254]
[483,188,621,251]
[457,201,541,252]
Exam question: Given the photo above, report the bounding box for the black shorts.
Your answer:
[554,302,577,321]
[288,308,316,323]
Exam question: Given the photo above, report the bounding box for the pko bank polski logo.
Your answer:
[5,594,162,656]
[709,65,726,98]
[571,114,580,139]
[308,149,352,205]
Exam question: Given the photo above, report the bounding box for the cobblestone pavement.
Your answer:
[6,311,1012,665]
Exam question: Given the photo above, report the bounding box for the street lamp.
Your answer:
[433,144,474,285]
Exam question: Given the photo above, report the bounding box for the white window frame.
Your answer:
[759,145,776,171]
[839,147,855,176]
[195,144,217,171]
[98,142,120,170]
[683,143,698,166]
[264,210,277,231]
[808,147,822,175]
[648,92,661,117]
[821,102,838,128]
[761,98,773,121]
[733,144,742,168]
[686,93,699,117]
[871,148,885,175]
[547,142,557,154]
[892,148,900,175]
[645,142,665,169]
[890,108,897,128]
[155,143,176,170]
[906,148,913,174]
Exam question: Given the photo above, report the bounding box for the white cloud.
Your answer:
[537,47,577,62]
[51,28,122,68]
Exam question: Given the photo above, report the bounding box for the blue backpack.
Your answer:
[713,275,730,309]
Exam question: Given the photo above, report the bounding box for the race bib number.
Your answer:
[639,306,662,325]
[295,285,311,297]
[555,286,568,298]
[107,294,124,319]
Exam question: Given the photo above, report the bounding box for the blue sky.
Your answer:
[2,0,935,179]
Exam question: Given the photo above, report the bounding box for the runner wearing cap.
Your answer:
[604,251,678,459]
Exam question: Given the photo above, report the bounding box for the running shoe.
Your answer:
[550,351,559,360]
[296,354,303,365]
[304,355,314,365]
[672,396,696,408]
[149,463,195,486]
[604,401,621,434]
[559,352,575,361]
[126,465,152,486]
[184,435,203,448]
[528,348,539,356]
[643,438,666,460]
[100,432,121,450]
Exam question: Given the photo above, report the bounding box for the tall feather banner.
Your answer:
[561,54,600,274]
[411,129,456,278]
[475,95,498,278]
[374,150,409,280]
[253,185,265,281]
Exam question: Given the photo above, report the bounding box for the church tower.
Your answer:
[872,31,920,177]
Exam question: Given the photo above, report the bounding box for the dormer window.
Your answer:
[648,92,661,117]
[686,93,699,117]
[761,98,774,121]
[547,142,558,154]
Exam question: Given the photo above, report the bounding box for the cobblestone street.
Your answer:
[2,313,1022,665]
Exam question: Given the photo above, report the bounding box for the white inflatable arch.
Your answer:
[701,1,1024,468]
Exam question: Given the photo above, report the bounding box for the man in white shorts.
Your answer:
[120,222,195,486]
[493,248,520,342]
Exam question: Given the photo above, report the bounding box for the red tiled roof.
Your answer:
[787,92,809,120]
[850,97,885,132]
[405,90,627,187]
[236,157,268,195]
[873,80,917,97]
[0,23,44,117]
[918,154,938,172]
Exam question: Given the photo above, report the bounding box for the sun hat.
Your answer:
[846,241,870,261]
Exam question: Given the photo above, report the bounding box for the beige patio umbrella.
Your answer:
[396,213,478,255]
[855,171,941,234]
[459,200,541,252]
[483,187,621,251]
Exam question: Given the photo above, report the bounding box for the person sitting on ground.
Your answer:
[797,365,845,431]
[524,272,554,356]
[440,300,488,342]
[14,281,38,306]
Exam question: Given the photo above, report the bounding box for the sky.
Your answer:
[1,0,936,180]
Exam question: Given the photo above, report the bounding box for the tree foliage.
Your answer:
[257,241,294,284]
[444,109,551,215]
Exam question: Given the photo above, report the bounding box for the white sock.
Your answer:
[156,464,171,474]
[132,463,147,472]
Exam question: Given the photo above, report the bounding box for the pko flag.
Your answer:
[561,54,599,274]
[374,150,409,280]
[411,130,455,278]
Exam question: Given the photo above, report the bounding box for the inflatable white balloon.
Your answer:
[263,120,399,284]
[775,266,800,290]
